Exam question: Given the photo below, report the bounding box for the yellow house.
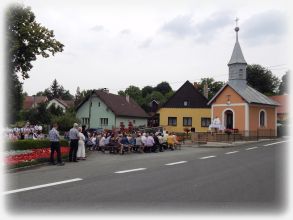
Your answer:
[158,81,211,133]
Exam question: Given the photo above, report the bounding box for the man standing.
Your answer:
[69,123,80,162]
[48,123,65,166]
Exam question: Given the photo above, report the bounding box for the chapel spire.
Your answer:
[228,18,247,82]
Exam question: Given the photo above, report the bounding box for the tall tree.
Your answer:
[278,71,289,95]
[7,4,64,80]
[141,86,153,97]
[50,79,60,98]
[197,78,225,100]
[247,64,280,96]
[124,85,144,105]
[74,89,92,106]
[6,4,64,123]
[36,79,73,100]
[154,81,172,95]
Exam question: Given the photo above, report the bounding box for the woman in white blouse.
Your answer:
[77,127,86,160]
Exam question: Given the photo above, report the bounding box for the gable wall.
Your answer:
[213,86,246,105]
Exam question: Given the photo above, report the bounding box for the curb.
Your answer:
[181,139,277,148]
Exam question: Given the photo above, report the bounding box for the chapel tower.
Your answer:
[228,18,247,83]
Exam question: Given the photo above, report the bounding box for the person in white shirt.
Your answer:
[145,133,155,153]
[77,127,86,160]
[141,133,147,153]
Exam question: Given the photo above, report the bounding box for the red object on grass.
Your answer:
[5,147,70,165]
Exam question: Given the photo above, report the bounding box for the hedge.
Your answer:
[7,139,69,151]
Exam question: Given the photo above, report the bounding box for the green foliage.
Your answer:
[141,86,153,97]
[278,71,289,95]
[47,104,64,116]
[37,79,74,100]
[7,139,69,151]
[117,90,126,96]
[118,82,173,112]
[74,89,92,106]
[6,4,64,123]
[154,81,172,95]
[7,72,24,123]
[52,111,80,132]
[145,91,166,104]
[124,85,143,105]
[197,78,225,100]
[6,4,64,80]
[22,102,52,124]
[247,64,280,96]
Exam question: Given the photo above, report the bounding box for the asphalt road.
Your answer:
[4,138,288,215]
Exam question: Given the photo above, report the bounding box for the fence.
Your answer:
[193,129,276,143]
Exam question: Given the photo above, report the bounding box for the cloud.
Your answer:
[241,10,288,45]
[90,25,105,32]
[160,15,196,38]
[195,11,233,42]
[138,38,152,48]
[160,11,233,42]
[120,29,131,35]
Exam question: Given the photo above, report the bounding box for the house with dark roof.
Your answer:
[158,80,211,133]
[47,98,74,113]
[208,23,279,136]
[76,89,149,129]
[23,96,48,110]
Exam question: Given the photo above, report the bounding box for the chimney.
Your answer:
[100,88,109,93]
[126,95,130,103]
[203,82,208,99]
[193,82,198,89]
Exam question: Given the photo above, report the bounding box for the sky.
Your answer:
[5,0,292,96]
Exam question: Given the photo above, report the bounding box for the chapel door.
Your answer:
[225,110,233,129]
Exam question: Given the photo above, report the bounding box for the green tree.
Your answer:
[197,78,225,100]
[36,79,73,100]
[52,111,80,132]
[141,86,153,97]
[247,64,280,96]
[74,89,92,106]
[278,71,289,95]
[145,91,166,105]
[7,72,24,123]
[47,104,64,117]
[117,90,126,96]
[124,85,144,105]
[22,102,52,124]
[6,4,64,123]
[154,81,172,95]
[7,4,64,80]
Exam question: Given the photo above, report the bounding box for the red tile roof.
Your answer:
[23,96,48,110]
[269,95,288,114]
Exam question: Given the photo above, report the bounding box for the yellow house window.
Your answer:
[168,117,177,126]
[201,118,211,127]
[183,117,192,126]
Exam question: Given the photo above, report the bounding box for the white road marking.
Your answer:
[225,151,239,154]
[165,161,187,166]
[199,155,216,159]
[115,168,146,174]
[3,178,83,195]
[263,141,288,146]
[246,147,258,150]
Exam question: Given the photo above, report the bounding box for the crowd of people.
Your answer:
[9,122,182,166]
[5,122,45,141]
[81,127,181,155]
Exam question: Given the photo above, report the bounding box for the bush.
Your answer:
[7,139,69,151]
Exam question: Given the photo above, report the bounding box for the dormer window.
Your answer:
[183,100,190,106]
